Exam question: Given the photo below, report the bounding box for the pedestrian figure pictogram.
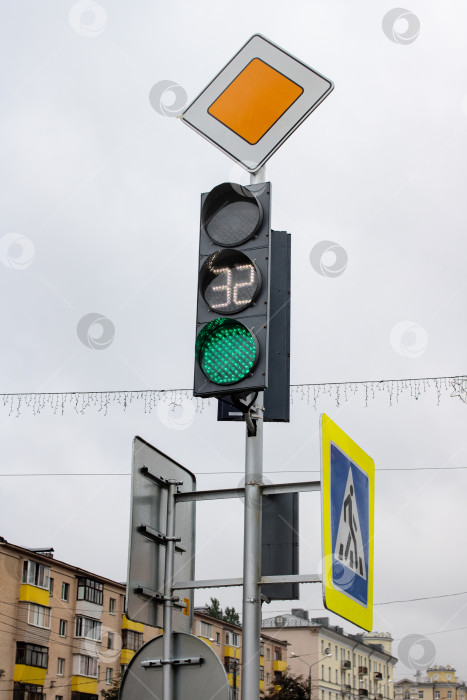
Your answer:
[334,468,366,580]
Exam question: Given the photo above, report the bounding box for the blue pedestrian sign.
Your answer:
[321,414,374,631]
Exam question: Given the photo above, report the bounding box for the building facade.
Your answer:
[193,610,288,699]
[395,666,467,700]
[262,609,397,700]
[0,538,161,700]
[0,538,289,700]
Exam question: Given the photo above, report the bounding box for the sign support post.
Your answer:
[162,480,180,700]
[241,392,264,700]
[242,165,267,700]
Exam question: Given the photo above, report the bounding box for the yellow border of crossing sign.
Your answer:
[320,414,375,631]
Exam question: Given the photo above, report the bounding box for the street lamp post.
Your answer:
[290,648,332,700]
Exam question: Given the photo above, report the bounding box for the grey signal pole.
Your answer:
[242,163,267,700]
[241,391,264,700]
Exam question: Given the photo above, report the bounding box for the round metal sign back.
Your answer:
[119,632,231,700]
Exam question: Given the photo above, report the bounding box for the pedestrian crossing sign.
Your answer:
[320,414,374,631]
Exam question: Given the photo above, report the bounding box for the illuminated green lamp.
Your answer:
[196,318,259,385]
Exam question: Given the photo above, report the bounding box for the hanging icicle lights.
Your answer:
[0,375,465,417]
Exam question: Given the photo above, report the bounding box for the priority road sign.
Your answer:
[320,414,374,631]
[181,34,334,172]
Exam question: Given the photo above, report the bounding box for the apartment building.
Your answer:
[194,609,288,699]
[262,609,397,700]
[0,538,161,700]
[395,666,467,700]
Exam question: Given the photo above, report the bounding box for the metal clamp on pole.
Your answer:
[141,657,204,669]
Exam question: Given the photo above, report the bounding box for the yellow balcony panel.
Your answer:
[274,660,287,672]
[260,680,265,692]
[260,655,264,665]
[122,614,144,632]
[71,676,98,694]
[19,584,49,606]
[199,636,213,647]
[224,645,241,659]
[121,649,135,665]
[274,685,282,693]
[227,673,233,686]
[14,665,46,684]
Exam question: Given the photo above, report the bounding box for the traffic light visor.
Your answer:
[201,183,263,247]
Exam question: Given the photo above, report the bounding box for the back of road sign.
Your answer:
[320,414,374,631]
[119,633,230,700]
[126,437,196,633]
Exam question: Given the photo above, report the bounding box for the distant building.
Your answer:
[193,608,288,699]
[395,666,467,700]
[262,609,396,700]
[0,537,161,700]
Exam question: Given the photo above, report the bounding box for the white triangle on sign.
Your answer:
[334,467,366,580]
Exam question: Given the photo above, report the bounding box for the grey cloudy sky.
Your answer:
[1,0,467,682]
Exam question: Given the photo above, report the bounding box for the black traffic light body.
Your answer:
[193,182,271,398]
[217,229,291,421]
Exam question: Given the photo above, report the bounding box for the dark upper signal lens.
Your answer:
[202,183,263,247]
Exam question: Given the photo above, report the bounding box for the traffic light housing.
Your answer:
[194,182,271,398]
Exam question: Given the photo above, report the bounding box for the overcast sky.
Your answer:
[1,0,467,683]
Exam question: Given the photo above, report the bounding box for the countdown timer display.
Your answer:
[200,250,262,315]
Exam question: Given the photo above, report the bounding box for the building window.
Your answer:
[274,648,282,661]
[419,693,424,699]
[321,640,324,653]
[266,647,270,661]
[260,642,265,656]
[216,632,221,645]
[106,668,113,684]
[107,632,114,650]
[59,619,67,637]
[75,616,102,641]
[448,693,452,699]
[335,646,338,660]
[435,694,440,700]
[199,621,212,638]
[13,683,45,700]
[16,643,48,669]
[321,666,324,680]
[260,667,264,681]
[49,578,54,597]
[122,629,143,652]
[232,633,240,647]
[77,578,103,606]
[56,696,63,700]
[336,670,339,684]
[109,598,116,614]
[57,658,65,676]
[329,668,332,682]
[73,654,98,678]
[266,673,270,684]
[61,582,70,602]
[447,678,452,683]
[22,561,50,589]
[28,604,51,629]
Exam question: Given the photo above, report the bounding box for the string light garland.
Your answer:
[0,375,465,417]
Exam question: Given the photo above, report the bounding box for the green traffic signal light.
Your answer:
[196,318,259,385]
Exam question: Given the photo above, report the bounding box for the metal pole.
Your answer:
[241,165,267,700]
[241,391,264,700]
[163,481,178,700]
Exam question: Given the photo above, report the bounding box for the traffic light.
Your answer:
[194,182,271,398]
